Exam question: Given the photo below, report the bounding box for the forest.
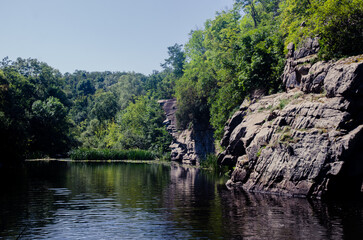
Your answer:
[0,0,362,165]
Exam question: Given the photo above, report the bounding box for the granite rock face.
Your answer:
[159,99,215,165]
[219,52,363,198]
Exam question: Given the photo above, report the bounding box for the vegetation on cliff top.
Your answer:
[174,0,363,139]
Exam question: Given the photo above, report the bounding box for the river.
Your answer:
[0,161,362,239]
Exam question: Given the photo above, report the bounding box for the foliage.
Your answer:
[174,0,362,142]
[314,0,363,59]
[280,0,363,58]
[109,73,146,110]
[90,92,118,121]
[0,56,174,164]
[104,96,172,153]
[175,1,285,139]
[0,58,75,163]
[161,43,186,78]
[30,96,73,155]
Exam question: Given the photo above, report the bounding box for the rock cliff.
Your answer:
[159,99,215,165]
[218,47,363,198]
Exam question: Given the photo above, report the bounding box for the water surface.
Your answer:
[0,161,362,239]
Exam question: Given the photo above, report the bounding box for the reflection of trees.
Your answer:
[64,163,171,210]
[162,164,226,238]
[163,164,200,210]
[0,162,172,238]
[0,162,68,238]
[1,162,362,239]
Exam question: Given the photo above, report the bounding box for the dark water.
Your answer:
[1,161,363,239]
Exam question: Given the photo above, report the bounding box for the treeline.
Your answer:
[62,70,172,153]
[0,0,362,164]
[0,58,73,162]
[0,58,174,164]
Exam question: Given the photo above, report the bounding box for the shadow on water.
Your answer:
[0,161,362,239]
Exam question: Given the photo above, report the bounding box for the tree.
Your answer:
[77,79,96,96]
[104,96,171,153]
[161,43,186,78]
[30,96,73,156]
[0,58,75,162]
[313,0,363,59]
[110,73,146,110]
[236,0,260,28]
[90,92,118,122]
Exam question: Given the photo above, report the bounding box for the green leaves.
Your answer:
[161,43,186,78]
[280,0,363,58]
[90,92,118,122]
[102,96,171,153]
[175,0,362,142]
[174,1,284,139]
[0,58,75,161]
[32,96,67,123]
[315,0,363,59]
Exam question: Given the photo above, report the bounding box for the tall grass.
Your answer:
[69,148,156,161]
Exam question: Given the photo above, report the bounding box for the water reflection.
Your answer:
[0,161,362,239]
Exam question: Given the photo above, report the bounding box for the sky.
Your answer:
[1,0,235,75]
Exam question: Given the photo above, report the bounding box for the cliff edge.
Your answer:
[218,46,363,198]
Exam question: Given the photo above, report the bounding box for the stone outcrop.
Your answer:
[219,48,363,198]
[159,99,215,165]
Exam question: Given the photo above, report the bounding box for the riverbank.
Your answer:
[26,158,165,164]
[24,157,225,174]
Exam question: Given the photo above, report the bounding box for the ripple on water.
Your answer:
[1,162,362,239]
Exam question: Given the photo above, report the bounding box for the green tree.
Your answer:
[77,79,96,96]
[313,0,363,59]
[236,0,260,27]
[0,58,75,162]
[0,69,31,162]
[104,96,171,153]
[110,73,146,110]
[90,92,118,122]
[30,97,73,155]
[161,43,186,78]
[175,1,285,139]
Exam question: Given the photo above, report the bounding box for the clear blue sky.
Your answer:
[1,0,234,75]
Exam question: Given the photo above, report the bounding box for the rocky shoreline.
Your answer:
[160,39,363,199]
[218,46,363,198]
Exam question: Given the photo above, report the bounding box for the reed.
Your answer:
[69,148,156,160]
